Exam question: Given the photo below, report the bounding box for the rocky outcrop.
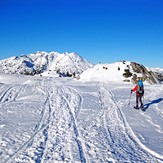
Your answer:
[155,72,163,82]
[151,68,163,82]
[130,62,159,84]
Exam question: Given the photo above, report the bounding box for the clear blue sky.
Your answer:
[0,0,163,68]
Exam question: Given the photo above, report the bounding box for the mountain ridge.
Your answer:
[79,60,162,84]
[0,51,162,84]
[0,51,93,78]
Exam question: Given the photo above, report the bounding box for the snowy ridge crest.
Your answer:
[79,61,161,84]
[0,51,93,78]
[0,53,162,84]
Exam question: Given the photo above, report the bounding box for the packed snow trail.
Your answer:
[0,76,163,163]
[97,84,163,162]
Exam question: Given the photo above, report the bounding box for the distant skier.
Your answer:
[131,77,144,110]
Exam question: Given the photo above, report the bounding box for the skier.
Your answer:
[131,78,144,110]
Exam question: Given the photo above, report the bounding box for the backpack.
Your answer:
[138,80,144,94]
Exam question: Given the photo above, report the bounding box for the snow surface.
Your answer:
[79,61,149,84]
[0,73,163,163]
[150,67,163,73]
[79,62,125,82]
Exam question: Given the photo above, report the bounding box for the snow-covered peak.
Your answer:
[150,67,163,73]
[0,56,35,75]
[79,61,160,84]
[150,67,163,82]
[0,51,93,77]
[79,61,130,83]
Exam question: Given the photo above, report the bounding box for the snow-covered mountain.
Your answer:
[79,61,160,84]
[0,51,93,78]
[150,67,163,82]
[0,56,35,75]
[0,52,162,84]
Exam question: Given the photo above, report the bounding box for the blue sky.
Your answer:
[0,0,163,68]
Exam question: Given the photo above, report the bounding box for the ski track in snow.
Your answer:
[0,85,23,107]
[96,84,163,162]
[0,78,163,163]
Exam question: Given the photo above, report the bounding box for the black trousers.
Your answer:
[136,93,143,107]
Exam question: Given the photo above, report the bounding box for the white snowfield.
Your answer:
[0,73,163,163]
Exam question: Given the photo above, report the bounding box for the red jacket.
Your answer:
[131,85,138,92]
[131,84,144,95]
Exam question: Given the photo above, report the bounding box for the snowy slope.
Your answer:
[79,62,130,83]
[0,73,163,163]
[150,67,163,82]
[150,67,163,73]
[79,61,160,84]
[0,56,35,75]
[0,51,93,77]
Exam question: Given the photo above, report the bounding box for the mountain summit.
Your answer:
[0,51,93,78]
[79,61,161,84]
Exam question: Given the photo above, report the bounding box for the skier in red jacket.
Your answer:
[131,79,144,110]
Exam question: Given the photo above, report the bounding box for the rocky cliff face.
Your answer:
[155,72,163,82]
[129,62,159,84]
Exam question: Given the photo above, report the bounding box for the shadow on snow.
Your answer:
[143,98,163,111]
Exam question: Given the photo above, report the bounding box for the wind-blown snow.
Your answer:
[0,73,163,163]
[79,61,134,83]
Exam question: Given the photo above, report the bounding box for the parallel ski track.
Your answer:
[66,84,116,162]
[5,82,75,163]
[0,84,23,107]
[4,85,52,163]
[12,82,82,163]
[98,83,163,162]
[39,85,74,162]
[58,86,86,163]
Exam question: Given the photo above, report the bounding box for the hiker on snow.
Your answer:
[131,78,144,110]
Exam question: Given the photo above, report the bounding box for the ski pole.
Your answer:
[142,87,145,105]
[128,92,132,105]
